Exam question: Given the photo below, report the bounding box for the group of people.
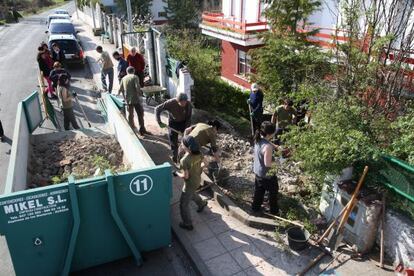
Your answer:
[96,46,146,94]
[152,91,221,230]
[37,42,79,130]
[248,83,297,216]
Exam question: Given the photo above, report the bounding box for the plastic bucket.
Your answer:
[286,226,310,251]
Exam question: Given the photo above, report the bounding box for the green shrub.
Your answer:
[390,108,414,165]
[285,98,383,182]
[166,30,250,120]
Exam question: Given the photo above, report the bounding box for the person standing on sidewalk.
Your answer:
[251,121,279,215]
[127,47,145,88]
[118,66,149,135]
[51,43,65,64]
[248,83,264,132]
[175,136,208,231]
[57,74,80,130]
[155,93,192,163]
[96,46,114,94]
[0,119,4,142]
[112,51,128,84]
[50,62,71,90]
[37,48,57,99]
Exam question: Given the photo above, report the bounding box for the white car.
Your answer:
[54,9,70,16]
[47,14,71,27]
[48,34,84,66]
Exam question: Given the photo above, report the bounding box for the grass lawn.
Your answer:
[22,0,68,16]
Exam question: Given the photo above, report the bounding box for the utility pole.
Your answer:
[126,0,133,32]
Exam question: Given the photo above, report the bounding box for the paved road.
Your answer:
[0,3,195,275]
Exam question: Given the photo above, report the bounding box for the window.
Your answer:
[237,50,252,76]
[158,11,167,18]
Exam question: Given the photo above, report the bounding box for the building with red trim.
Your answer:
[198,0,364,90]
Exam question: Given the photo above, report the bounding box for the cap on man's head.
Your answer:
[176,93,188,102]
[251,83,259,92]
[182,136,200,153]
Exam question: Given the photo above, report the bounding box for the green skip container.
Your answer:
[0,92,172,275]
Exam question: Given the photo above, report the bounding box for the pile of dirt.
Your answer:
[28,136,126,188]
[215,132,310,212]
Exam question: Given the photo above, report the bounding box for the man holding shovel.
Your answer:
[248,83,264,133]
[155,93,192,163]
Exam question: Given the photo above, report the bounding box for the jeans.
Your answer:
[252,175,279,215]
[180,190,205,226]
[101,67,114,93]
[252,113,262,133]
[127,103,145,131]
[169,120,186,162]
[63,107,80,130]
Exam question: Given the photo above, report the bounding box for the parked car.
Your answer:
[47,19,78,38]
[48,34,84,66]
[54,9,70,16]
[47,14,71,27]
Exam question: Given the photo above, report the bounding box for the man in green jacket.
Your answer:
[155,93,192,163]
[118,66,149,135]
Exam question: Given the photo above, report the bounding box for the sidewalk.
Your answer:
[75,16,393,276]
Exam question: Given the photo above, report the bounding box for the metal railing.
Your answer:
[201,12,268,34]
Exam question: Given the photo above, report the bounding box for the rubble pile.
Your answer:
[215,132,307,205]
[29,136,125,187]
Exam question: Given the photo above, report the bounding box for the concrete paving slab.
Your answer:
[193,237,227,261]
[244,259,288,276]
[217,229,252,251]
[229,243,265,270]
[185,221,216,244]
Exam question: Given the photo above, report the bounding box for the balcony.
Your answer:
[199,12,268,46]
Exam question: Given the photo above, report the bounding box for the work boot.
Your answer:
[139,128,151,136]
[179,222,194,231]
[197,201,208,213]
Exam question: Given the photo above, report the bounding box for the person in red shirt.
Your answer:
[126,47,145,88]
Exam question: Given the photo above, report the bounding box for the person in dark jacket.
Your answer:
[37,49,57,99]
[51,43,65,64]
[248,83,264,132]
[127,47,145,87]
[50,62,71,89]
[113,51,129,83]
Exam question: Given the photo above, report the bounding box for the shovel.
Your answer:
[74,95,92,128]
[327,166,369,250]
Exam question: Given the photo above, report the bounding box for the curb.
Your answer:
[209,180,277,231]
[171,223,213,276]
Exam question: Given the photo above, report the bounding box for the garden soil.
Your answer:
[28,135,126,188]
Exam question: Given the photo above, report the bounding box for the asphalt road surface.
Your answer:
[0,3,195,275]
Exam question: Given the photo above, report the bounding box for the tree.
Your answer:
[333,0,414,118]
[251,0,330,104]
[116,0,151,17]
[163,0,199,29]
